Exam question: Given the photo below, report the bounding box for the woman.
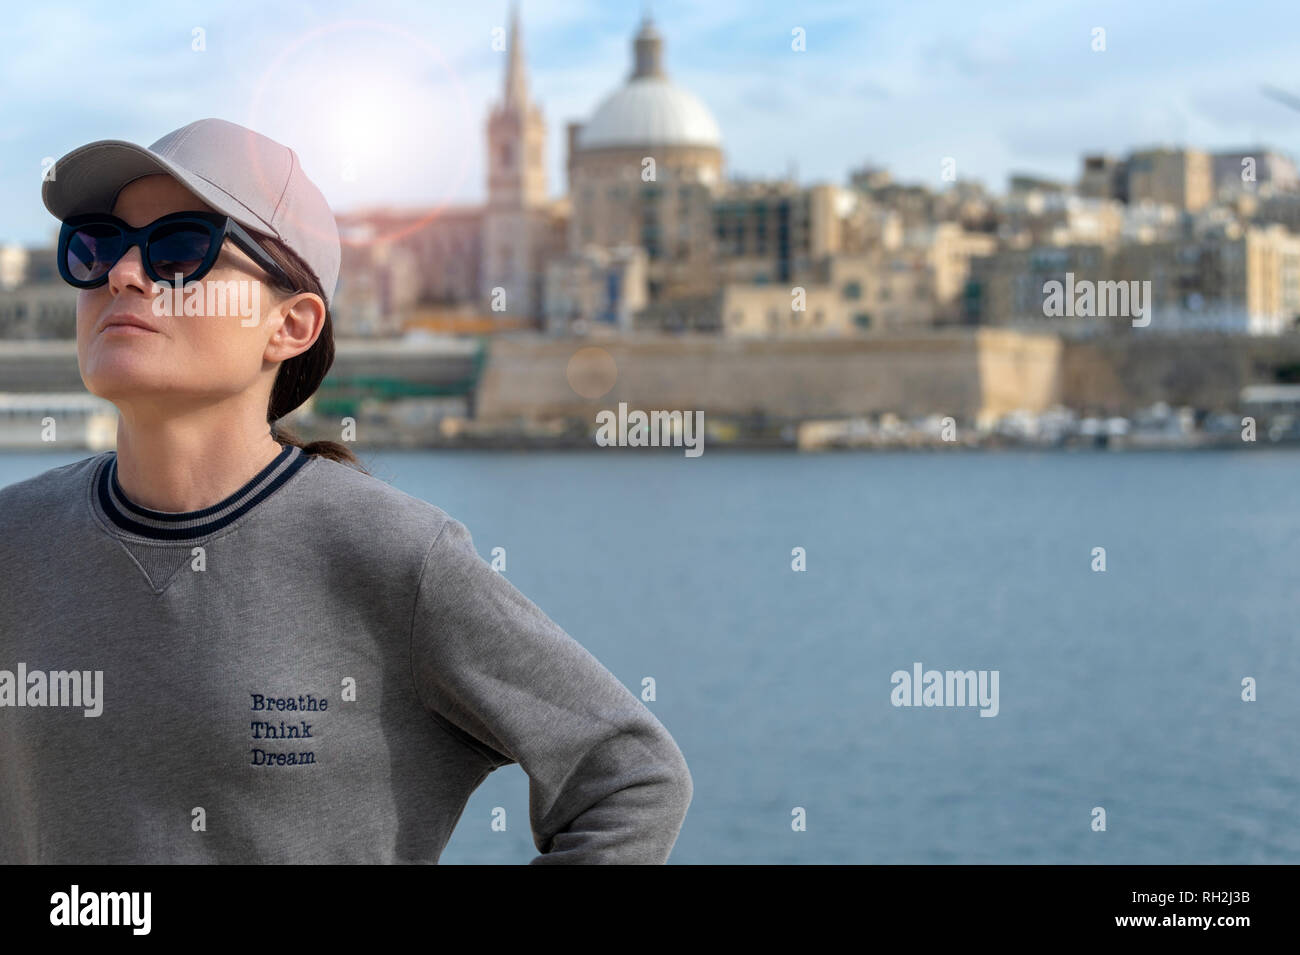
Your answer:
[0,118,692,864]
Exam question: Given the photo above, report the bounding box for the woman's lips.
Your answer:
[98,312,159,334]
[101,323,157,334]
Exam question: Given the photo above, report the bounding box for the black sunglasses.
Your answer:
[57,210,296,291]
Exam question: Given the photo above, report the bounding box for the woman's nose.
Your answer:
[106,245,151,297]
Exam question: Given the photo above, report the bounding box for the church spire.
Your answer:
[504,1,528,109]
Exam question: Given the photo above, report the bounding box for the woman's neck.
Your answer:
[111,417,284,513]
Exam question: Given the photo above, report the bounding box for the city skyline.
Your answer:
[4,0,1300,245]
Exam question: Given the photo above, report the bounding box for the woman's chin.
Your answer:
[82,363,177,400]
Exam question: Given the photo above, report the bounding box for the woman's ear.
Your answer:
[267,291,326,364]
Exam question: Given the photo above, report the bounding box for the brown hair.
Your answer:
[249,234,370,474]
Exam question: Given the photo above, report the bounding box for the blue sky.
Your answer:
[5,0,1300,245]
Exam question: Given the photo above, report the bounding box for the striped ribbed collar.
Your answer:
[93,443,308,542]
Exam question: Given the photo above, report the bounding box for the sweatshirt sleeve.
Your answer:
[408,516,693,864]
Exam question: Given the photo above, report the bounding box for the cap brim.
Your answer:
[41,139,277,238]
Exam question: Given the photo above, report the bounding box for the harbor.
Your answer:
[5,331,1300,451]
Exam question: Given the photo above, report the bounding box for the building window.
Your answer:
[814,310,825,324]
[842,281,862,300]
[854,312,872,328]
[642,216,660,259]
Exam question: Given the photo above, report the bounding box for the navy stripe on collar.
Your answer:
[95,443,307,541]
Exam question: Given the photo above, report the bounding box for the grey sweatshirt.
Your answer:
[0,445,692,863]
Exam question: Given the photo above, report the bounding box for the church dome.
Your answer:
[578,78,722,150]
[575,17,722,152]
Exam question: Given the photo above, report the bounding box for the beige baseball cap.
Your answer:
[41,117,341,310]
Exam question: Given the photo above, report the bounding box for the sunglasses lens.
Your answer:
[148,222,214,281]
[65,223,123,284]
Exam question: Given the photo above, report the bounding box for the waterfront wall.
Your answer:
[1060,332,1300,413]
[477,329,1300,423]
[475,329,1064,423]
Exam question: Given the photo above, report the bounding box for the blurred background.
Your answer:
[2,0,1298,862]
